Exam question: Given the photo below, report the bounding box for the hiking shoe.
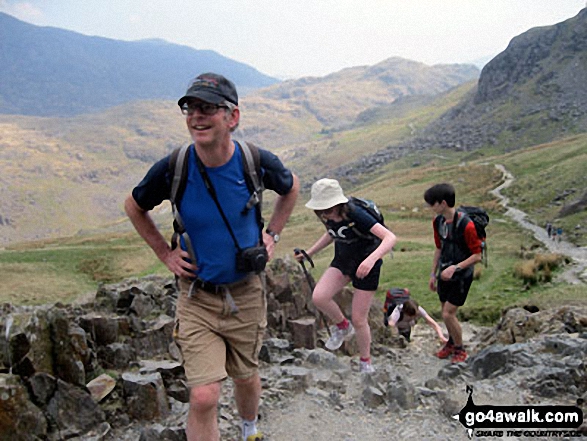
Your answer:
[360,360,375,374]
[451,348,468,363]
[246,432,263,441]
[325,322,355,350]
[436,342,455,359]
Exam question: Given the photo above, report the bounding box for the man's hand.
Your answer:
[262,230,276,260]
[162,247,197,278]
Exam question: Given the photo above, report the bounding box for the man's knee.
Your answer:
[190,383,221,412]
[233,373,258,389]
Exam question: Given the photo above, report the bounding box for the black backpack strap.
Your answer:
[168,143,197,265]
[170,143,191,207]
[237,141,265,235]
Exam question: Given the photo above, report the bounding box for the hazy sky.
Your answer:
[1,1,585,79]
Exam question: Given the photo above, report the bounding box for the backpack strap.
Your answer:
[237,141,265,238]
[238,141,263,212]
[169,143,197,266]
[170,143,190,206]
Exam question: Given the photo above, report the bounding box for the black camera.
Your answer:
[236,246,268,273]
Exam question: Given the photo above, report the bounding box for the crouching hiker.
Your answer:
[295,178,396,373]
[424,183,482,364]
[125,73,299,441]
[385,297,448,345]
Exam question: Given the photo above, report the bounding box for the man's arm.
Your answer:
[262,173,300,259]
[124,195,196,278]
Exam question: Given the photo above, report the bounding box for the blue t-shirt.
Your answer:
[132,141,294,284]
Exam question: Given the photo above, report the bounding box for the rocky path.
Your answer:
[260,325,482,441]
[490,164,587,284]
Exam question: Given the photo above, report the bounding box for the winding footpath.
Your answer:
[490,164,587,284]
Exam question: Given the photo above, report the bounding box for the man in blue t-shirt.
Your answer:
[125,72,299,441]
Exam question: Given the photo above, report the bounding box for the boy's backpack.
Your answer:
[383,288,410,326]
[436,206,489,267]
[168,141,264,262]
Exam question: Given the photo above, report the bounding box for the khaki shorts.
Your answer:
[174,275,266,387]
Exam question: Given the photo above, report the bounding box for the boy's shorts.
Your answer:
[174,275,266,387]
[437,274,473,307]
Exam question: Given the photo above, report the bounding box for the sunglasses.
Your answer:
[180,101,229,116]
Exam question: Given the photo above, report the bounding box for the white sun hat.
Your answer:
[305,178,349,210]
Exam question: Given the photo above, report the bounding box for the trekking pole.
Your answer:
[294,248,331,337]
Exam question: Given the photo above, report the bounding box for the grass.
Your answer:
[1,135,585,328]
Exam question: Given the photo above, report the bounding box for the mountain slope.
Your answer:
[254,57,478,129]
[0,60,477,246]
[418,7,587,153]
[0,12,279,117]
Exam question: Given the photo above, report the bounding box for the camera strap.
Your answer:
[196,155,244,253]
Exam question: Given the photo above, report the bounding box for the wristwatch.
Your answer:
[266,229,280,243]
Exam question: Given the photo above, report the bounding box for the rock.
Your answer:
[28,372,57,406]
[0,373,47,440]
[362,385,385,408]
[45,379,105,438]
[470,345,513,379]
[97,342,137,369]
[385,375,418,410]
[288,317,317,349]
[79,314,120,346]
[122,372,170,421]
[139,423,186,441]
[86,373,117,402]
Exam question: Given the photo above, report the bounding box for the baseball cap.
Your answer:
[305,178,349,210]
[178,73,238,107]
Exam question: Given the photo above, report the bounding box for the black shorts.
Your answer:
[330,256,382,291]
[437,274,473,307]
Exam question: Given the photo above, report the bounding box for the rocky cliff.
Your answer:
[334,8,587,182]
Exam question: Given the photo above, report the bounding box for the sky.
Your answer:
[1,0,586,79]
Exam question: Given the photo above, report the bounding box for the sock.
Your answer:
[242,418,258,440]
[360,357,371,363]
[448,336,454,345]
[454,345,464,351]
[337,318,349,330]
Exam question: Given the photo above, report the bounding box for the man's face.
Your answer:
[183,99,239,146]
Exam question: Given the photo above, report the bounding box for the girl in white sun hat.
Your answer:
[295,178,396,373]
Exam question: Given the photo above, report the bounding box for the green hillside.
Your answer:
[2,136,584,329]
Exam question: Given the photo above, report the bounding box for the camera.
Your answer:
[236,246,268,273]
